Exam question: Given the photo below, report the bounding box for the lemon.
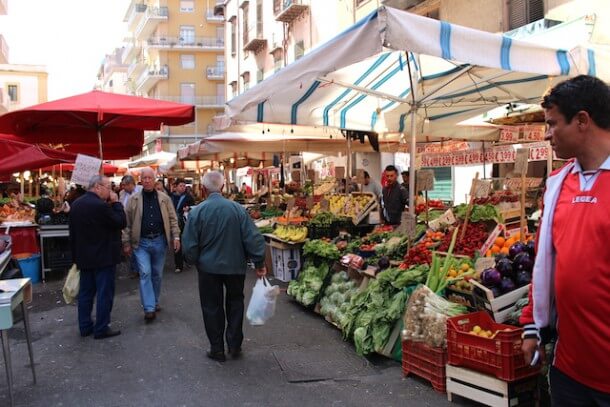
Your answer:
[472,325,482,334]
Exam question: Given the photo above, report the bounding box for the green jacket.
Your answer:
[182,193,265,275]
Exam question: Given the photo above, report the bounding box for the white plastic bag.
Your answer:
[62,264,80,304]
[246,277,280,325]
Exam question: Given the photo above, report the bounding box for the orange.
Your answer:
[494,237,506,247]
[500,247,510,255]
[505,238,516,248]
[491,245,501,254]
[486,250,492,257]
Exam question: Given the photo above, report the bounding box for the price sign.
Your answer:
[500,128,519,142]
[306,196,314,209]
[429,209,456,231]
[475,257,497,273]
[71,154,102,186]
[356,169,365,184]
[416,169,435,192]
[291,170,301,182]
[473,179,492,198]
[479,224,505,257]
[396,212,417,238]
[320,199,330,211]
[335,166,345,180]
[514,147,530,176]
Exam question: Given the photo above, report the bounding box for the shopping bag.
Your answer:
[246,277,280,326]
[62,264,80,304]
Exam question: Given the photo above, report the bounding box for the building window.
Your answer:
[273,54,282,73]
[180,83,196,104]
[180,26,196,45]
[181,54,195,69]
[256,0,263,37]
[230,19,237,56]
[180,0,194,12]
[230,81,238,98]
[294,40,304,61]
[257,69,264,83]
[7,84,18,102]
[242,4,249,45]
[242,71,250,91]
[509,0,544,29]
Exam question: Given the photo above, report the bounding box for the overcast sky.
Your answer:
[1,0,131,100]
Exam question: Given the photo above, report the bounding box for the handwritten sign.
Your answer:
[429,209,456,231]
[396,212,417,238]
[475,257,497,273]
[473,179,492,198]
[504,177,543,191]
[335,166,345,180]
[71,154,102,186]
[500,128,520,142]
[479,223,505,257]
[514,147,530,176]
[416,169,434,192]
[320,199,330,211]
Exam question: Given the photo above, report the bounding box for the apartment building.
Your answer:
[96,48,130,94]
[121,0,225,153]
[0,0,9,113]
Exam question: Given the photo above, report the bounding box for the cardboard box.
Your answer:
[270,246,301,282]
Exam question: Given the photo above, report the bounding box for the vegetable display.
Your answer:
[319,271,360,328]
[287,262,331,306]
[273,225,308,242]
[454,204,501,223]
[477,240,534,297]
[303,239,341,261]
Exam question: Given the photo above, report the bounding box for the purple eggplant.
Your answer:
[516,270,532,287]
[495,258,514,278]
[513,252,534,273]
[500,277,516,294]
[481,268,502,288]
[525,240,536,257]
[490,286,503,298]
[509,242,527,259]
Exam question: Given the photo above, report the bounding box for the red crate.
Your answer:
[446,311,540,382]
[402,340,447,393]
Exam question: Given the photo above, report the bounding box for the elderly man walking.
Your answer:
[182,171,266,362]
[69,175,126,339]
[123,168,181,323]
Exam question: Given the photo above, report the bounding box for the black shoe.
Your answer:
[144,312,156,323]
[94,329,121,340]
[206,351,226,362]
[228,347,242,359]
[80,330,93,338]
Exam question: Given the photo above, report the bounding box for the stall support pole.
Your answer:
[406,52,418,216]
[347,134,352,179]
[546,141,553,176]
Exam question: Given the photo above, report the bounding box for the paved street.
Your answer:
[0,257,472,407]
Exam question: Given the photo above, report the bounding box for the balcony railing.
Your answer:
[243,23,266,52]
[127,3,147,32]
[0,34,8,64]
[147,36,224,50]
[157,95,226,107]
[274,0,309,23]
[206,65,225,79]
[206,9,224,22]
[136,65,169,93]
[135,6,169,40]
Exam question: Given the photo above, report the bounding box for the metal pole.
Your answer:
[347,133,352,179]
[406,52,418,216]
[98,128,104,175]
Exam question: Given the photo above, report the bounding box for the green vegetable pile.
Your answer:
[319,271,360,327]
[261,207,284,219]
[341,265,429,356]
[303,239,341,261]
[287,262,331,306]
[417,210,445,223]
[308,212,338,227]
[454,204,502,223]
[257,225,274,234]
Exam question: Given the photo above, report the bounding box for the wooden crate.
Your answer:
[446,365,538,407]
[471,281,530,323]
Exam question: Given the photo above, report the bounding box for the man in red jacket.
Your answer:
[521,75,610,405]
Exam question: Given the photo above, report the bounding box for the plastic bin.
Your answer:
[402,340,447,393]
[14,253,41,284]
[446,311,539,381]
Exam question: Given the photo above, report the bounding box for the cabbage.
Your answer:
[302,292,317,306]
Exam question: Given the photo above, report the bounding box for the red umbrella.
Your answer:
[0,90,195,160]
[0,137,77,175]
[41,163,119,176]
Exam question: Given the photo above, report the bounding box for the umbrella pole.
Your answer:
[97,128,105,175]
[347,133,352,179]
[406,52,418,216]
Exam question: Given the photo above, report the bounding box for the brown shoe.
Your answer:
[144,312,156,323]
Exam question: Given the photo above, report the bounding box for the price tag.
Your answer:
[396,212,417,238]
[71,154,102,186]
[514,147,530,176]
[356,169,365,184]
[429,209,456,231]
[473,179,492,198]
[320,199,330,211]
[307,169,316,182]
[306,196,314,209]
[286,198,296,213]
[335,166,345,180]
[475,257,496,273]
[416,169,435,192]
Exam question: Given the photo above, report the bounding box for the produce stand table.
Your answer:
[0,225,39,255]
[38,225,71,281]
[0,278,36,407]
[263,234,305,282]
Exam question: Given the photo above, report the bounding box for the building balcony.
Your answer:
[243,25,267,52]
[126,3,147,33]
[0,0,7,15]
[122,40,142,65]
[0,34,8,64]
[206,65,225,80]
[127,56,147,80]
[274,0,309,23]
[206,9,224,23]
[136,65,169,94]
[147,36,224,51]
[157,95,226,109]
[134,6,169,41]
[0,87,8,114]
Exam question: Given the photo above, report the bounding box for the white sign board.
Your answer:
[514,148,530,176]
[71,154,102,186]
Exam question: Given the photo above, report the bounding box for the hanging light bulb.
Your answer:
[23,170,31,179]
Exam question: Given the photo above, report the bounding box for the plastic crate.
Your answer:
[446,311,539,382]
[402,340,447,393]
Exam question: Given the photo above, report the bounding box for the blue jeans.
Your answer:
[78,266,116,336]
[134,236,167,312]
[129,252,139,274]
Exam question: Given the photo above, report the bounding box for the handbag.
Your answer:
[62,264,80,304]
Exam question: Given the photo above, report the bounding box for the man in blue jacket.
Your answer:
[182,171,266,362]
[69,175,126,339]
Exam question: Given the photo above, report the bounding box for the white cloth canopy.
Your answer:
[226,6,609,138]
[128,151,177,168]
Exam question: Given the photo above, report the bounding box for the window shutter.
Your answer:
[509,0,527,30]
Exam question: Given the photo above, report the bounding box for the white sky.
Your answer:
[0,0,131,100]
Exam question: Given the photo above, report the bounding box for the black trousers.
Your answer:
[550,367,610,407]
[198,271,245,353]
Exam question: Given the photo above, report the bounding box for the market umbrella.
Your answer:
[0,90,195,160]
[0,137,77,175]
[41,162,119,176]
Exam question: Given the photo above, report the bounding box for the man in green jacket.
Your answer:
[182,171,266,362]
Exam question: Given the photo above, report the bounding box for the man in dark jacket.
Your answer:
[171,178,195,273]
[69,175,126,339]
[382,165,408,225]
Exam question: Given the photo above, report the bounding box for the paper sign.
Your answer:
[479,223,505,257]
[356,169,365,184]
[286,198,296,213]
[500,128,520,142]
[396,212,417,238]
[335,166,345,180]
[475,257,497,273]
[416,169,434,192]
[473,179,492,198]
[504,177,543,191]
[429,209,456,231]
[306,196,314,209]
[320,199,330,211]
[414,154,423,170]
[71,154,102,186]
[307,169,316,182]
[514,147,530,176]
[291,170,301,182]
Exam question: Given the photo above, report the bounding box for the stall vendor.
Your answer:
[382,165,408,225]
